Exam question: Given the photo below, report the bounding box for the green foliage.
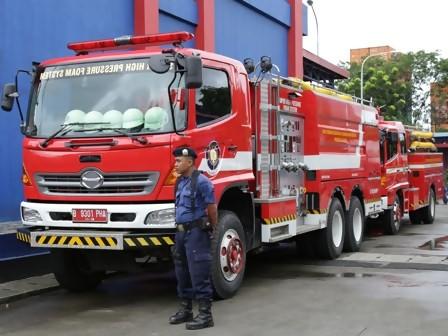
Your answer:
[336,51,448,127]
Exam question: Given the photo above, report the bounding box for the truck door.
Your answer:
[383,131,402,194]
[173,61,252,191]
[397,132,408,182]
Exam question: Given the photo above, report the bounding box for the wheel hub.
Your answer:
[219,229,244,281]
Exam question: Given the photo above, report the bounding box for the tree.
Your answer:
[336,51,448,128]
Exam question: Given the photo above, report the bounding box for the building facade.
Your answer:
[431,83,448,132]
[350,45,395,64]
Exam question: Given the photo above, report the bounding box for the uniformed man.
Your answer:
[169,146,217,330]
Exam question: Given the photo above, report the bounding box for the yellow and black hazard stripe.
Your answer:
[123,235,175,248]
[305,209,328,215]
[263,214,297,225]
[17,228,175,249]
[412,200,428,209]
[17,231,31,244]
[34,235,119,248]
[419,200,428,206]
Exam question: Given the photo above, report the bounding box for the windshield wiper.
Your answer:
[97,128,148,145]
[40,122,108,148]
[70,126,148,145]
[40,123,148,148]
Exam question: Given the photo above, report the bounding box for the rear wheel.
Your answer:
[344,196,365,252]
[211,210,246,299]
[409,210,422,224]
[316,198,345,259]
[296,231,317,258]
[52,249,104,292]
[383,195,402,235]
[420,188,436,224]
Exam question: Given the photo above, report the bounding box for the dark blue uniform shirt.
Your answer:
[175,173,215,224]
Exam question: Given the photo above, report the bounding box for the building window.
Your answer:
[195,68,231,126]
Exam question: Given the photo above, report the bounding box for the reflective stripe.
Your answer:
[150,237,162,246]
[125,238,136,247]
[84,236,95,247]
[47,236,57,245]
[386,167,407,174]
[162,236,175,245]
[69,237,82,246]
[137,237,149,246]
[95,237,106,247]
[409,163,443,169]
[58,236,68,245]
[106,237,116,246]
[198,151,252,172]
[303,154,361,170]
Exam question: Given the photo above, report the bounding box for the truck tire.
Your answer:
[383,195,402,235]
[420,188,436,224]
[52,250,104,292]
[316,198,345,259]
[296,231,317,258]
[409,210,422,224]
[211,210,246,299]
[344,196,365,252]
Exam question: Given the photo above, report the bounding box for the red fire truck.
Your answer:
[2,32,443,298]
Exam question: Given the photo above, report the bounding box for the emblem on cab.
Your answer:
[80,170,104,189]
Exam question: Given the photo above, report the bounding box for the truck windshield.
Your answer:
[27,58,186,138]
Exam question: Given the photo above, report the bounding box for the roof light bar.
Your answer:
[67,31,194,53]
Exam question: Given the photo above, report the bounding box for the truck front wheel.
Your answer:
[383,195,402,235]
[52,249,104,292]
[211,210,246,299]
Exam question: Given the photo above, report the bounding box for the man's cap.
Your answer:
[173,146,197,159]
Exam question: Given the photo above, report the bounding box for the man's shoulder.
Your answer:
[196,172,213,185]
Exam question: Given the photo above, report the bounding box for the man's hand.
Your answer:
[207,204,218,230]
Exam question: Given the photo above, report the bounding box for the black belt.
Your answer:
[176,219,204,232]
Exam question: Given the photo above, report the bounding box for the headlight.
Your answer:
[21,207,42,223]
[145,208,175,225]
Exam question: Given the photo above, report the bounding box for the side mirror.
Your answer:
[184,56,202,89]
[1,83,17,112]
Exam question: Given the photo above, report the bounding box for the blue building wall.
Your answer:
[0,0,133,221]
[0,0,307,222]
[215,0,289,76]
[159,0,197,48]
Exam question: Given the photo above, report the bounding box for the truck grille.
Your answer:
[35,171,159,196]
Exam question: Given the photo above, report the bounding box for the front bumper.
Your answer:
[20,201,176,230]
[16,226,175,251]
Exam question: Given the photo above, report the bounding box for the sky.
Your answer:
[302,0,448,65]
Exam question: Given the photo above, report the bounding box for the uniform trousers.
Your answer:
[173,227,213,300]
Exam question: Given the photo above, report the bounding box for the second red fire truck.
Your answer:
[2,32,443,298]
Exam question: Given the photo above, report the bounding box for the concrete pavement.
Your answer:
[0,274,58,306]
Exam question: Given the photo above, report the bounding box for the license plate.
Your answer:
[72,209,108,223]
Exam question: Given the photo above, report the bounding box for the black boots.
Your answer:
[169,299,193,324]
[185,299,214,330]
